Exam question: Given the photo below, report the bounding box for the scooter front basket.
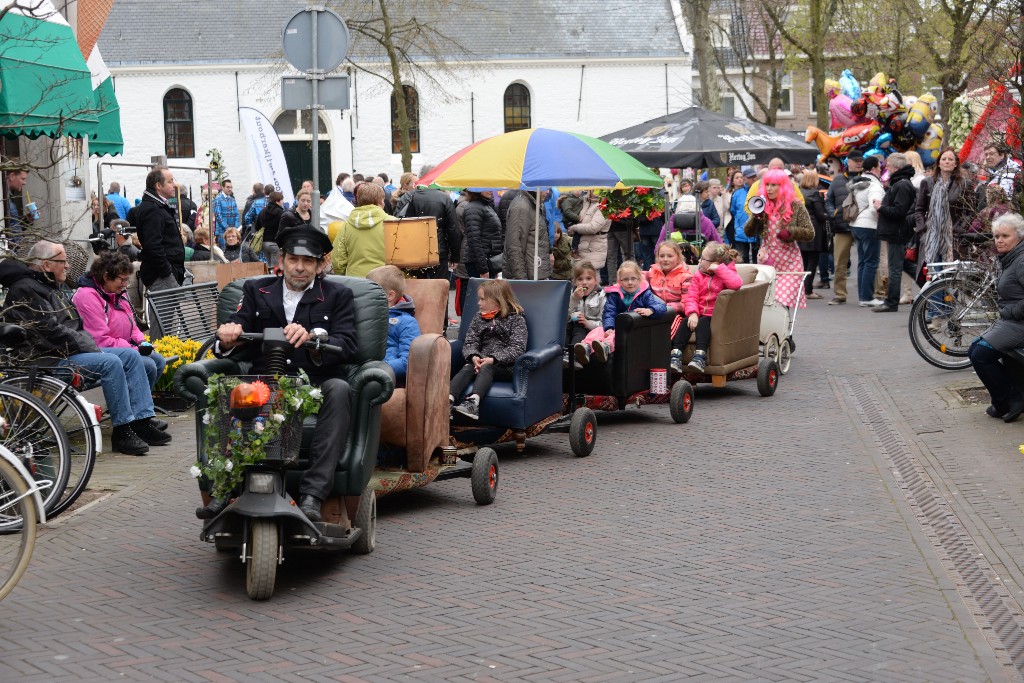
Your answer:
[211,376,305,466]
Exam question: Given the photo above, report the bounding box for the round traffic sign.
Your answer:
[283,8,349,73]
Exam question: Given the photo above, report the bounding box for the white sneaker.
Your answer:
[860,298,885,307]
[899,296,912,305]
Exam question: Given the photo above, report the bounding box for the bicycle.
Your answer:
[0,384,71,529]
[908,238,1001,370]
[0,441,49,600]
[0,326,99,518]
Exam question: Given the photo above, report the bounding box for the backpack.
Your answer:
[841,189,861,223]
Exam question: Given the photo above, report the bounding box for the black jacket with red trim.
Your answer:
[221,275,357,384]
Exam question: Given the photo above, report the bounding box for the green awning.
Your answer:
[0,1,99,139]
[87,46,122,156]
[89,76,122,156]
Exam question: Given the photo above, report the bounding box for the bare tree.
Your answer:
[902,0,1004,125]
[709,0,789,126]
[1,0,97,245]
[684,0,722,111]
[330,0,478,172]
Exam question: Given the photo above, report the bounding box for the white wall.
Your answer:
[94,58,691,202]
[350,60,692,175]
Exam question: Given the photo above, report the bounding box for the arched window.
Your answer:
[391,85,420,154]
[504,83,531,133]
[163,88,194,158]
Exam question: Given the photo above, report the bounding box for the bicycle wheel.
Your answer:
[0,451,38,600]
[908,276,998,370]
[0,374,97,518]
[0,385,70,527]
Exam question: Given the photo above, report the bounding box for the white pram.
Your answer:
[750,264,810,375]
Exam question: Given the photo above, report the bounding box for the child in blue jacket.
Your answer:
[574,260,666,364]
[366,265,420,386]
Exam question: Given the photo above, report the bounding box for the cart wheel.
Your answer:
[569,408,597,457]
[246,520,278,600]
[352,486,376,555]
[471,448,499,505]
[670,380,694,424]
[763,334,780,362]
[757,359,780,397]
[779,339,793,375]
[787,336,796,354]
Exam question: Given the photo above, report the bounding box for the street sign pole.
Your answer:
[310,7,321,229]
[282,6,349,232]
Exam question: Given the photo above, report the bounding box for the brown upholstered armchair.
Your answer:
[679,265,769,384]
[379,279,451,472]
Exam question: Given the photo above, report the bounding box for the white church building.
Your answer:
[93,0,692,199]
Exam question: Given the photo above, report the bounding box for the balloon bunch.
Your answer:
[807,70,943,166]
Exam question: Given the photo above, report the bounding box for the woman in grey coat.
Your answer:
[969,213,1024,422]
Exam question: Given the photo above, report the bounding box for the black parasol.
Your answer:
[600,107,819,168]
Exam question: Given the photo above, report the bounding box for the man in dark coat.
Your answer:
[873,153,917,312]
[133,166,185,291]
[210,225,359,523]
[393,182,461,279]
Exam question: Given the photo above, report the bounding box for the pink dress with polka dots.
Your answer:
[757,213,806,309]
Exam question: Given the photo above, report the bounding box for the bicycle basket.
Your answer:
[211,376,304,466]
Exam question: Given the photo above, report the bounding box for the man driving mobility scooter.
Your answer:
[198,225,358,523]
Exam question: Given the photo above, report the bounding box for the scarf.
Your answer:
[480,309,498,320]
[923,177,954,265]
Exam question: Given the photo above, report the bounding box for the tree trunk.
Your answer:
[684,0,720,111]
[378,0,412,172]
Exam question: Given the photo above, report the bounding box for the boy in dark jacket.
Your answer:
[366,265,420,387]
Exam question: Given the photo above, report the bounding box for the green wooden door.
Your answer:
[281,140,332,197]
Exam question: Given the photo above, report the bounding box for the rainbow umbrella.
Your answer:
[419,128,663,279]
[418,128,664,190]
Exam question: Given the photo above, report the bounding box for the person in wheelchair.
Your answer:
[205,225,359,523]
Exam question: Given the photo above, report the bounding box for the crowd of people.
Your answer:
[4,139,1024,466]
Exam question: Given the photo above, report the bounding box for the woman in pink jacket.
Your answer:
[682,242,743,372]
[72,252,167,397]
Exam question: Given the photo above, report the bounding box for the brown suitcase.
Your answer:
[384,217,440,269]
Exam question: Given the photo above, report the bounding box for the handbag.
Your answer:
[247,227,265,254]
[487,253,503,274]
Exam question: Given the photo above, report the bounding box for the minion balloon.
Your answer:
[915,123,944,166]
[906,94,938,138]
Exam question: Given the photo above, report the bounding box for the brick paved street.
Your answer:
[3,289,1024,682]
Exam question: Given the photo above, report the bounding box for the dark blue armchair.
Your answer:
[451,278,570,430]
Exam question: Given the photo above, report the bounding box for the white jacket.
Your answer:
[570,196,611,275]
[850,173,884,229]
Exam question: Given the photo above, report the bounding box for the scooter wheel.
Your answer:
[352,486,376,555]
[246,520,278,600]
[471,448,499,505]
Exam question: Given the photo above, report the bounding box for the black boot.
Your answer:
[298,494,323,523]
[111,424,149,456]
[195,497,229,520]
[132,418,172,446]
[150,417,169,431]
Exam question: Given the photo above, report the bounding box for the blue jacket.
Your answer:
[384,296,420,383]
[106,192,133,220]
[730,186,754,243]
[601,279,667,330]
[701,198,720,228]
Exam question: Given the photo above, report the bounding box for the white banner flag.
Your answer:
[238,107,295,207]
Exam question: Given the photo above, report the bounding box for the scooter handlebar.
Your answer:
[232,330,347,355]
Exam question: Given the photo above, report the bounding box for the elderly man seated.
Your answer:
[0,240,168,455]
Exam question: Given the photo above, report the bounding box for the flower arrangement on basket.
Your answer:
[150,336,205,391]
[594,187,665,223]
[191,371,323,499]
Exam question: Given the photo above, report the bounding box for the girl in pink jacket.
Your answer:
[682,242,743,373]
[646,241,693,373]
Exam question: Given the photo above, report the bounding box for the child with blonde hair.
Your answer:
[574,260,666,365]
[366,265,420,387]
[682,241,743,372]
[646,240,694,372]
[451,279,528,420]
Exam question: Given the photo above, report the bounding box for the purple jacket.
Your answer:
[657,212,722,245]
